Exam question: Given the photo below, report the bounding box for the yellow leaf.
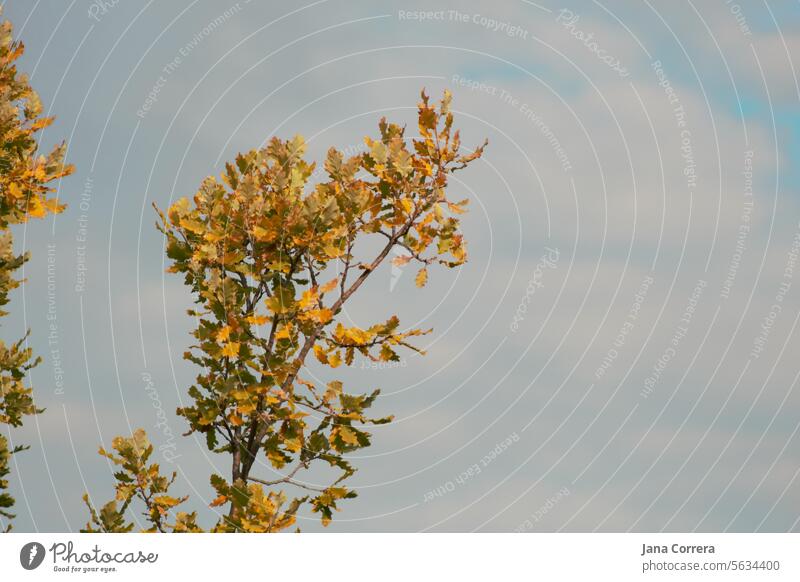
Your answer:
[306,308,333,324]
[323,241,345,258]
[267,448,288,468]
[392,254,411,267]
[415,267,428,288]
[448,202,466,214]
[230,389,250,401]
[370,141,387,164]
[320,278,338,294]
[154,495,181,508]
[246,314,269,326]
[238,400,257,415]
[205,230,225,243]
[179,217,205,234]
[284,437,302,453]
[298,288,319,309]
[221,342,240,357]
[324,380,342,402]
[313,344,329,364]
[168,197,190,223]
[342,326,373,345]
[44,197,64,214]
[28,196,46,219]
[216,325,232,343]
[338,426,359,445]
[252,225,275,242]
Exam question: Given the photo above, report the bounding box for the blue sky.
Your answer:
[2,0,799,532]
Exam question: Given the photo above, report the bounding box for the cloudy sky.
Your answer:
[3,0,800,532]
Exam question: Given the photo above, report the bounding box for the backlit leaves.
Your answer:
[0,15,73,229]
[82,430,199,533]
[90,89,484,533]
[0,9,73,531]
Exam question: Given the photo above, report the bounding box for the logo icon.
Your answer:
[19,542,46,570]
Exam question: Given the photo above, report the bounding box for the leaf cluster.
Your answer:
[89,90,485,532]
[0,9,73,530]
[82,430,200,533]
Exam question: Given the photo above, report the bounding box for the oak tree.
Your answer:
[0,9,72,530]
[84,90,485,532]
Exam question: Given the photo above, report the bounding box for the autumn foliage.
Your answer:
[84,90,485,532]
[0,10,73,530]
